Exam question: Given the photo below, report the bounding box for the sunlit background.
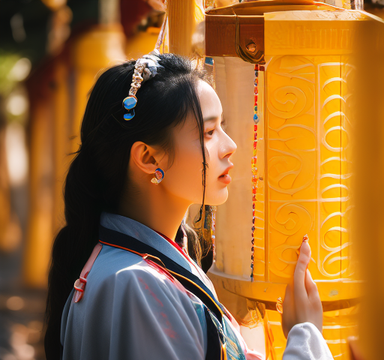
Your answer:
[0,1,166,359]
[1,0,384,359]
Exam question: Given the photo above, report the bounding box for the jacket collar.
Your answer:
[100,212,211,287]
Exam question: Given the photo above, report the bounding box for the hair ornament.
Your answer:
[122,50,163,121]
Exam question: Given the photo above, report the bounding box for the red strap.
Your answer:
[154,230,198,270]
[73,243,103,303]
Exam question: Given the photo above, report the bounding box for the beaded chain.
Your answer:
[203,205,217,261]
[251,64,259,281]
[211,206,217,261]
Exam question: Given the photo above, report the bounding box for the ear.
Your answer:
[130,141,166,175]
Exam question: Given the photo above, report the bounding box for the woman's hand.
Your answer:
[281,237,323,338]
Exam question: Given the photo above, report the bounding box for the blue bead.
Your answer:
[123,110,135,121]
[253,114,258,121]
[205,57,214,66]
[122,96,137,110]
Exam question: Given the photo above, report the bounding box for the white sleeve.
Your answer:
[283,323,333,360]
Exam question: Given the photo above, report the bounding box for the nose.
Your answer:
[221,131,237,159]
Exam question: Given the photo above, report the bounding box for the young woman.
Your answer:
[45,52,333,360]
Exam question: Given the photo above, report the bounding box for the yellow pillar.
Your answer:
[24,67,54,287]
[0,124,12,251]
[23,22,126,287]
[126,27,160,59]
[52,55,70,233]
[23,23,127,286]
[69,25,126,153]
[167,0,196,57]
[353,17,384,360]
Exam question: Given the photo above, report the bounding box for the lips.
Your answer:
[219,163,234,178]
[218,163,234,184]
[218,174,232,184]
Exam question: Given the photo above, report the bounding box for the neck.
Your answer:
[118,180,190,241]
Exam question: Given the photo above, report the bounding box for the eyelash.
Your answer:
[204,121,226,137]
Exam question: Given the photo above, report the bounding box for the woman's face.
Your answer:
[161,80,237,206]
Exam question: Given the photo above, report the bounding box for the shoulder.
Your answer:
[82,245,206,327]
[88,245,189,299]
[63,245,207,360]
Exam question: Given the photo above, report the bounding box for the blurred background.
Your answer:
[1,0,384,360]
[0,1,166,359]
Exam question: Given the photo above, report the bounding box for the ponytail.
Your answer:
[45,151,102,359]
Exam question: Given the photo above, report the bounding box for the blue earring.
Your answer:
[151,168,164,185]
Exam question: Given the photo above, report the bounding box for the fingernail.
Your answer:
[302,234,309,243]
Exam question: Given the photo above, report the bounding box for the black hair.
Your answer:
[44,53,209,359]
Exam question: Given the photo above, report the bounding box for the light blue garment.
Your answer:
[60,212,244,360]
[60,212,333,360]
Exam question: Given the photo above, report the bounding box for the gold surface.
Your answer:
[208,9,383,359]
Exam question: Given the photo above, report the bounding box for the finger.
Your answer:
[282,284,293,338]
[294,239,312,302]
[283,283,292,305]
[305,269,321,304]
[294,239,311,288]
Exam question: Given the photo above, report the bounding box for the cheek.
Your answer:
[163,140,204,201]
[203,143,230,206]
[205,140,220,184]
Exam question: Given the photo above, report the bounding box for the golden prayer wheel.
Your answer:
[205,2,382,358]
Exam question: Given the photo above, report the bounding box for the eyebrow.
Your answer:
[203,114,224,123]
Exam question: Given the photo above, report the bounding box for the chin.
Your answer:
[205,189,229,206]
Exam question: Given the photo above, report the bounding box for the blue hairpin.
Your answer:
[122,96,137,120]
[122,50,163,121]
